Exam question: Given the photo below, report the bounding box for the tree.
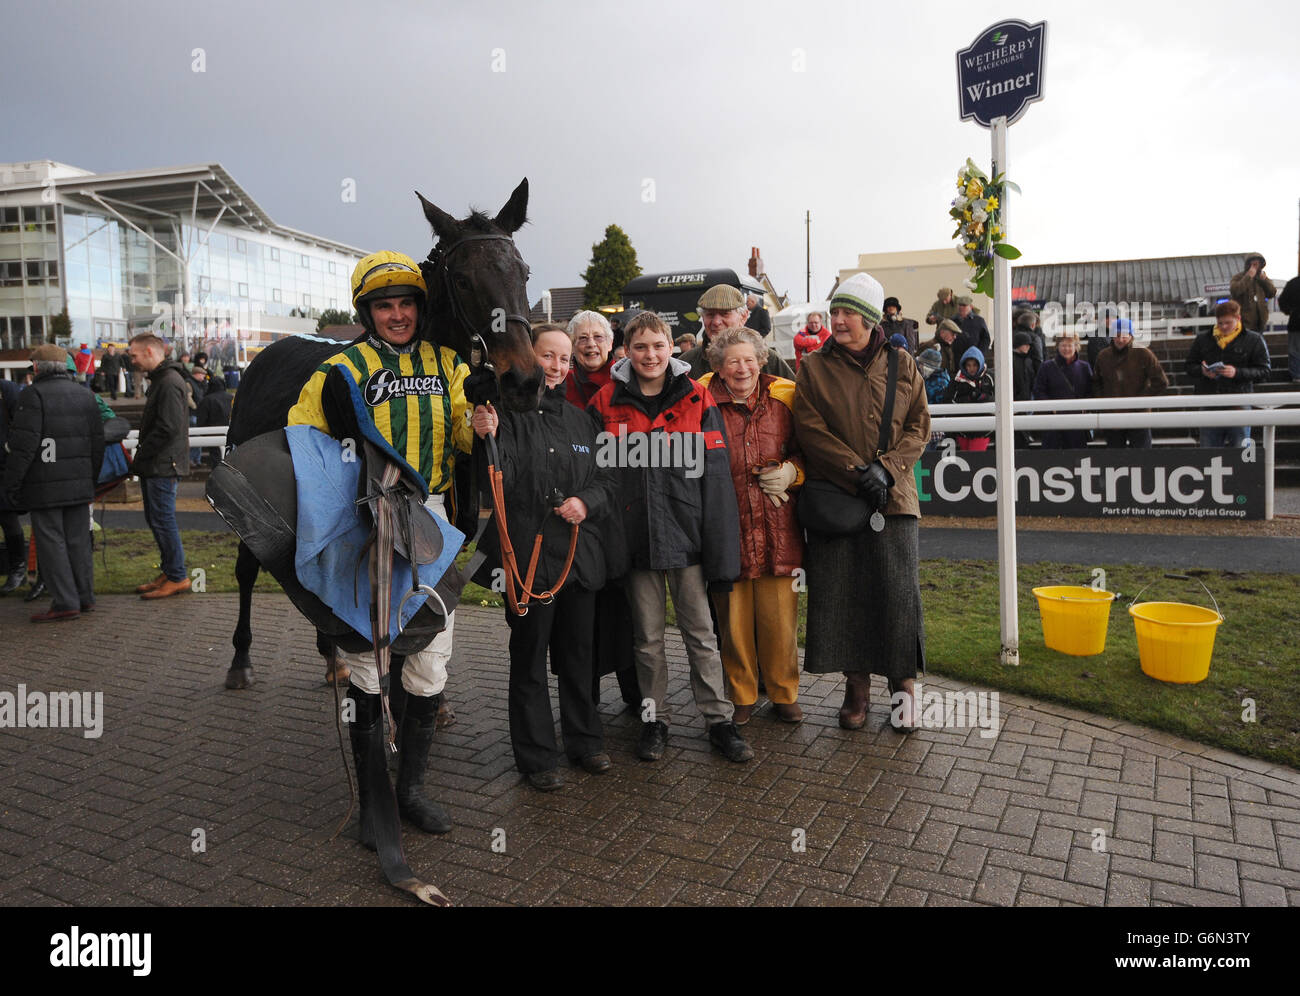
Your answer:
[316,308,358,331]
[582,224,641,310]
[49,308,72,343]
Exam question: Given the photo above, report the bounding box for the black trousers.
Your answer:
[0,511,23,572]
[505,584,603,773]
[591,584,642,707]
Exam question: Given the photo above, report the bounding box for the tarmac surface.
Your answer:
[2,593,1298,907]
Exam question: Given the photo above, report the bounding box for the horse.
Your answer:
[221,179,540,691]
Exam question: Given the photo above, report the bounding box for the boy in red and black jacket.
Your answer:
[588,311,751,765]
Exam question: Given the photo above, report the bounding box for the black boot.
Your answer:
[23,577,47,602]
[0,566,26,595]
[395,693,452,834]
[347,687,382,851]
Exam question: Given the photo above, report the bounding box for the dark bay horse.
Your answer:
[222,179,540,690]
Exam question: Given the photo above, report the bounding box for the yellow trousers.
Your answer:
[712,576,800,706]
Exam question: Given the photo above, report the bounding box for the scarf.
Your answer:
[1213,319,1242,350]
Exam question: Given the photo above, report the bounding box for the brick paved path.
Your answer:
[2,594,1297,906]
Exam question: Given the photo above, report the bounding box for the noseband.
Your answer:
[425,233,532,360]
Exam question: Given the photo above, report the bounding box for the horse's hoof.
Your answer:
[225,667,253,690]
[324,662,351,687]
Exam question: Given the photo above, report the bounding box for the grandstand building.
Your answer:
[0,160,363,354]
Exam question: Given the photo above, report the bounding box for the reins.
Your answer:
[481,409,579,617]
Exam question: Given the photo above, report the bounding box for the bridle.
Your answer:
[428,231,577,615]
[425,232,532,353]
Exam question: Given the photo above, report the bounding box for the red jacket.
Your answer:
[703,373,804,579]
[588,357,740,582]
[793,326,831,369]
[564,358,614,409]
[74,348,96,376]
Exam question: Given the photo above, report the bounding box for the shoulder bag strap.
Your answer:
[875,345,899,458]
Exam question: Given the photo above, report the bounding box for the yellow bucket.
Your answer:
[1129,602,1223,684]
[1032,585,1116,656]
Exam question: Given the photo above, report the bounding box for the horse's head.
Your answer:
[416,179,542,412]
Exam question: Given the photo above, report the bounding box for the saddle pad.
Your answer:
[206,429,462,654]
[286,425,464,643]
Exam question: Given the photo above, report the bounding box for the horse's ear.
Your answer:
[493,178,529,234]
[417,191,459,242]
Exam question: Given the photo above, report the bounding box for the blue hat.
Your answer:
[1112,318,1134,337]
[889,333,908,350]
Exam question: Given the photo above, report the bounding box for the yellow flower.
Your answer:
[986,195,999,210]
[966,180,983,198]
[965,242,977,250]
[963,210,972,221]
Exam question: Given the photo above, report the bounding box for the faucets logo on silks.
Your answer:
[363,367,446,407]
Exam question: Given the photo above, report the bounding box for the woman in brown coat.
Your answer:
[701,327,806,724]
[793,272,930,732]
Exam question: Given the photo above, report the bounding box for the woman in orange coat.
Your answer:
[701,327,806,724]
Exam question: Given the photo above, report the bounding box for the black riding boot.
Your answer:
[395,692,452,835]
[347,686,382,851]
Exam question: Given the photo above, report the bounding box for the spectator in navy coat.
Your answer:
[1033,333,1093,448]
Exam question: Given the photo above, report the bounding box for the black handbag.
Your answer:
[797,345,899,536]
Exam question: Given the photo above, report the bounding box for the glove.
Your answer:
[463,367,499,406]
[756,461,797,495]
[855,461,893,511]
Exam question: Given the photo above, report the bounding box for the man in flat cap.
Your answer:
[2,344,104,622]
[955,296,991,357]
[680,284,795,380]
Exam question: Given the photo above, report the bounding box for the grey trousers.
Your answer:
[626,565,733,727]
[30,505,94,613]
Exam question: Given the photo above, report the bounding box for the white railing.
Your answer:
[929,392,1300,519]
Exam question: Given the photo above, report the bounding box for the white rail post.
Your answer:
[992,116,1019,666]
[1264,423,1276,521]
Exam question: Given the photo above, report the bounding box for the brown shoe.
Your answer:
[31,608,80,623]
[838,672,870,730]
[135,573,167,594]
[324,659,351,686]
[774,702,804,724]
[733,703,754,726]
[141,577,192,600]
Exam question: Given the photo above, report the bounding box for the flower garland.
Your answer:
[950,158,1020,298]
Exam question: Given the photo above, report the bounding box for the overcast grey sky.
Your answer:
[4,0,1298,309]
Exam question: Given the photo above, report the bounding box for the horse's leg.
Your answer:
[225,541,259,689]
[320,632,349,686]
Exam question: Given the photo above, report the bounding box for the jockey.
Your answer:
[288,249,471,840]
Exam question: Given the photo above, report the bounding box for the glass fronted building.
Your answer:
[0,161,364,356]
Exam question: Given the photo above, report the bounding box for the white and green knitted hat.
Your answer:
[829,272,885,327]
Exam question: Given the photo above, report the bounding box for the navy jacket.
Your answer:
[1184,329,1271,395]
[3,371,105,510]
[478,385,618,591]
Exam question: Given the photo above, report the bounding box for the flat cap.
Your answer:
[30,344,69,363]
[698,284,745,311]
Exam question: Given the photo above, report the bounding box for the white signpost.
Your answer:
[957,19,1048,666]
